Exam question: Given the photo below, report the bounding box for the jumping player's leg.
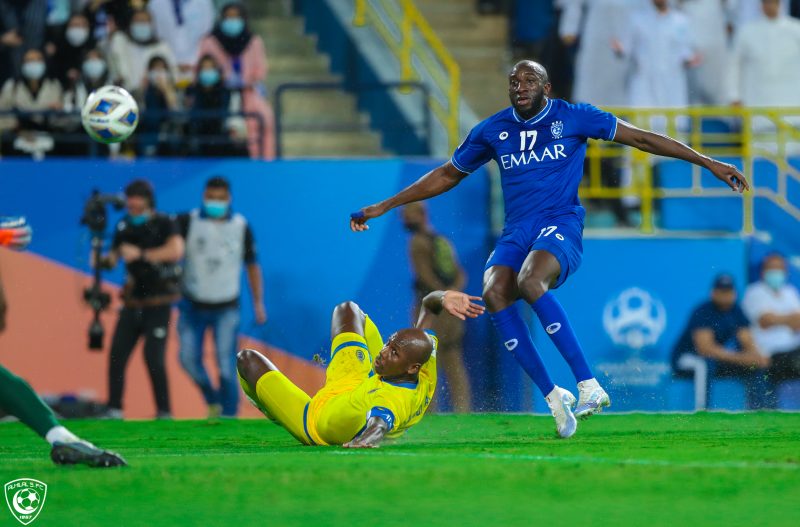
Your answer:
[517,250,594,382]
[484,266,555,398]
[0,365,126,467]
[520,220,610,418]
[236,349,312,445]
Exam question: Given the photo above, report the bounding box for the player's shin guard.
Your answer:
[531,292,593,382]
[0,365,60,438]
[490,304,555,396]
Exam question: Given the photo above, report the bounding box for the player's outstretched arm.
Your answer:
[350,162,468,232]
[342,416,389,449]
[612,119,749,193]
[415,290,485,330]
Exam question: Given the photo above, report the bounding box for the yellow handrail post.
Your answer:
[399,0,413,84]
[448,65,460,151]
[353,0,366,26]
[741,107,755,235]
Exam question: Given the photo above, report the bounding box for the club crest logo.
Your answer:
[602,287,666,350]
[550,120,564,139]
[5,479,47,525]
[499,131,508,140]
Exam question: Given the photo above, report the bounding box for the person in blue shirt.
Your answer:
[672,274,770,409]
[350,60,749,438]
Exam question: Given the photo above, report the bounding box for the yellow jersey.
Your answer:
[305,328,437,446]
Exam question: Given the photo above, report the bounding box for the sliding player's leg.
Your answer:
[236,349,313,445]
[0,365,126,467]
[327,302,376,383]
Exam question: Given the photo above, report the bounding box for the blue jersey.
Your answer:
[451,99,617,226]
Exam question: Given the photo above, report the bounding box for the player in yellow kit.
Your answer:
[237,289,484,447]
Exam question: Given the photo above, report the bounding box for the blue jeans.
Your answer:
[178,301,241,417]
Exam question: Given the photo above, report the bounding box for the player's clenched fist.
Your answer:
[349,205,385,232]
[0,217,32,250]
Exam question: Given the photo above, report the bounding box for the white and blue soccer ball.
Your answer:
[81,85,139,144]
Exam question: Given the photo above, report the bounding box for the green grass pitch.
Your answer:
[1,413,798,526]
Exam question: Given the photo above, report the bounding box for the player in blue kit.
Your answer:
[351,60,748,438]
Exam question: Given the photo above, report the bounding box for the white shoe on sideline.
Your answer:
[545,386,577,438]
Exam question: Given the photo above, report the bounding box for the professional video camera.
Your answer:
[81,190,125,350]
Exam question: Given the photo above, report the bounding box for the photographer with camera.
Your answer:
[97,180,184,419]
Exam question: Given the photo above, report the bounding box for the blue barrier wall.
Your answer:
[4,159,793,411]
[0,159,498,407]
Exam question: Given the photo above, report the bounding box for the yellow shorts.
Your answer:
[241,370,314,445]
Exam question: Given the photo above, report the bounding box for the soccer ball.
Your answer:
[81,85,139,144]
[15,489,39,512]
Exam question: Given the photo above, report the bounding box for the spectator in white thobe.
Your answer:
[148,0,215,85]
[729,0,789,32]
[728,0,800,153]
[615,0,700,109]
[559,0,642,106]
[682,0,729,105]
[728,0,800,107]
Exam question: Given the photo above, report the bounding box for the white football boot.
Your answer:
[574,378,611,419]
[545,386,578,438]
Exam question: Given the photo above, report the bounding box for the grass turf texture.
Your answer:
[0,413,798,527]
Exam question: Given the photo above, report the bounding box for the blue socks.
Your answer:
[490,304,555,396]
[531,292,593,382]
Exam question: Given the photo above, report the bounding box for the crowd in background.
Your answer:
[505,0,800,110]
[0,0,274,159]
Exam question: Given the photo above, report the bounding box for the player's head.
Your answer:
[508,60,551,117]
[124,179,155,216]
[710,273,737,311]
[761,252,788,290]
[373,328,433,378]
[203,176,231,218]
[761,0,781,19]
[402,202,428,233]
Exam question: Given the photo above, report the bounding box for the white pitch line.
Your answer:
[326,449,800,471]
[2,449,798,471]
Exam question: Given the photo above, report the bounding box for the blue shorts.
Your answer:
[485,213,584,288]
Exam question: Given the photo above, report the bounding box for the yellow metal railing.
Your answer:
[353,0,461,151]
[582,107,800,234]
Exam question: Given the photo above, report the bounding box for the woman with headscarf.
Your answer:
[47,13,97,91]
[0,48,63,156]
[197,2,275,159]
[108,8,176,94]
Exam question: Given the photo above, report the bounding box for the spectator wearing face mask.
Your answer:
[137,54,179,157]
[47,13,96,90]
[0,0,47,84]
[742,253,800,403]
[198,2,275,159]
[108,8,176,93]
[0,48,63,156]
[185,54,246,157]
[58,47,112,156]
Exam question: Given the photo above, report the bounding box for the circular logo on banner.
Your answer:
[602,288,666,350]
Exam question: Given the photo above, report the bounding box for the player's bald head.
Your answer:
[394,328,434,364]
[509,60,549,84]
[373,328,434,377]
